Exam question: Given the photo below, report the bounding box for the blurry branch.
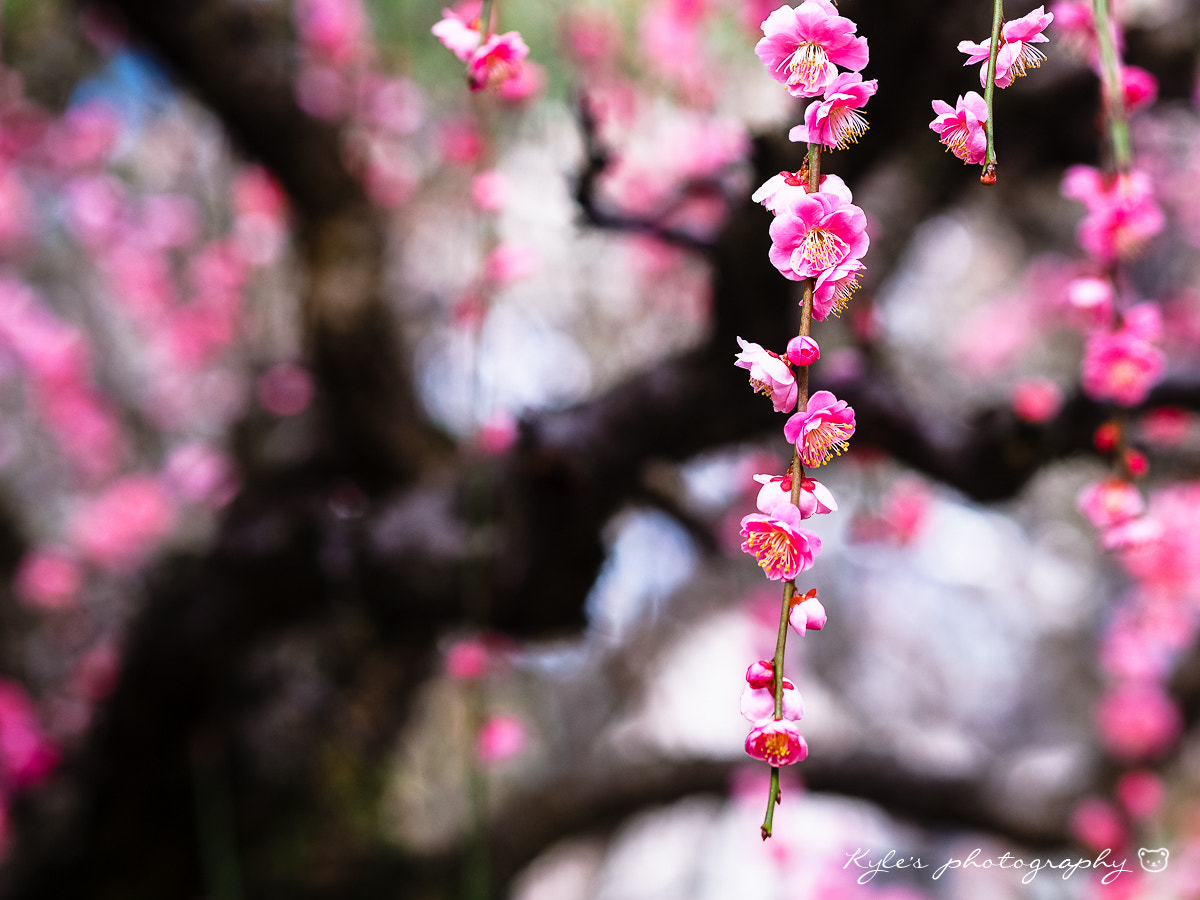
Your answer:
[571,91,723,255]
[479,749,1074,893]
[94,0,448,484]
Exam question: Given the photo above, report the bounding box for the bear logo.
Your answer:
[1138,848,1169,873]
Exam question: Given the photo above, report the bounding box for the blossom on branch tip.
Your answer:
[755,0,869,99]
[768,191,868,282]
[783,390,856,467]
[739,508,821,581]
[789,587,826,636]
[959,5,1053,88]
[929,93,988,166]
[735,337,797,413]
[788,73,878,150]
[745,717,808,766]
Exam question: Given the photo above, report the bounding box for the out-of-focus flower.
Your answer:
[1078,478,1145,529]
[0,679,59,791]
[68,475,176,572]
[1096,681,1181,761]
[14,548,81,610]
[1081,328,1165,406]
[467,32,529,93]
[1062,166,1163,262]
[1012,377,1063,423]
[477,714,526,764]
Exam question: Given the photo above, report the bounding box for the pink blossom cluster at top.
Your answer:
[930,6,1054,171]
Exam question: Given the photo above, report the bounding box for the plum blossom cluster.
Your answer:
[739,0,873,838]
[930,6,1054,177]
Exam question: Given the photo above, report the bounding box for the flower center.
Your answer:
[792,227,847,275]
[943,122,973,161]
[782,42,829,92]
[761,730,793,765]
[1009,42,1046,79]
[828,107,869,150]
[749,377,774,399]
[745,528,796,577]
[799,420,853,467]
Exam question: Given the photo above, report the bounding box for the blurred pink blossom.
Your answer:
[1096,680,1182,761]
[1081,329,1165,406]
[0,678,58,791]
[1012,378,1063,423]
[257,363,315,417]
[69,475,176,572]
[14,548,82,610]
[477,714,526,764]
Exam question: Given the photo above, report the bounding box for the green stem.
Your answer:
[479,0,496,40]
[981,0,1004,183]
[1093,0,1131,172]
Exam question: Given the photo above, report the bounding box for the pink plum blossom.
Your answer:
[445,637,490,680]
[467,31,529,93]
[783,389,856,467]
[0,679,59,790]
[768,190,868,282]
[1061,166,1163,262]
[739,507,821,581]
[959,6,1054,88]
[14,548,82,610]
[1065,275,1114,327]
[1070,798,1127,852]
[755,1,869,99]
[786,335,820,367]
[1078,478,1145,529]
[788,587,827,636]
[432,5,483,62]
[788,73,878,149]
[257,362,315,416]
[68,475,176,572]
[1122,66,1158,113]
[1081,329,1165,406]
[1116,770,1163,821]
[929,92,988,166]
[754,473,837,519]
[477,714,526,764]
[295,0,368,64]
[745,717,808,766]
[1011,378,1063,423]
[735,337,797,413]
[752,171,852,215]
[813,258,863,319]
[1095,681,1182,760]
[740,660,804,722]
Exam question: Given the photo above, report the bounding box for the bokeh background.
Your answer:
[0,0,1198,898]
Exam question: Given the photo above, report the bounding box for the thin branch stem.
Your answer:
[982,0,1004,183]
[1092,0,1131,172]
[761,142,821,840]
